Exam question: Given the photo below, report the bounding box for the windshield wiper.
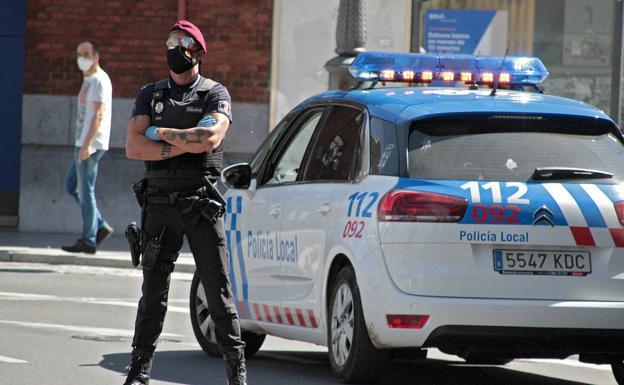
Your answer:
[532,167,614,180]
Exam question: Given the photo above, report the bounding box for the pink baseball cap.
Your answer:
[171,19,206,53]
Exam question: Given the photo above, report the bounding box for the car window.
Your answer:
[249,114,291,176]
[301,105,364,181]
[408,115,624,182]
[264,110,323,185]
[370,117,399,176]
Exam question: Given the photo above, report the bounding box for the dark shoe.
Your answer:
[96,224,114,246]
[223,350,247,385]
[123,350,153,385]
[61,239,96,254]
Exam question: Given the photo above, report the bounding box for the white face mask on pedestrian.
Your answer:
[77,57,94,72]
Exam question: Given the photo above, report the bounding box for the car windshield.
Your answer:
[408,115,624,183]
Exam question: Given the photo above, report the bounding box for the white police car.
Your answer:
[190,52,624,384]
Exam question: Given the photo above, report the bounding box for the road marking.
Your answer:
[0,292,188,313]
[0,291,55,299]
[550,301,624,308]
[0,262,194,281]
[0,319,182,338]
[0,355,27,363]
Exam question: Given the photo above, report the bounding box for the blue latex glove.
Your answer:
[198,115,217,127]
[145,125,160,141]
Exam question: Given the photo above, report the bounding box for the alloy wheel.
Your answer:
[330,282,355,367]
[195,281,218,345]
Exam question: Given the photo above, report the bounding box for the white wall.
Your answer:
[271,0,412,128]
[19,94,266,233]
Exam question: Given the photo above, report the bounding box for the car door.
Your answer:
[233,107,326,326]
[278,104,366,331]
[224,117,290,321]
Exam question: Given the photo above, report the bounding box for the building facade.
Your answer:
[421,0,621,123]
[19,0,272,233]
[3,0,623,234]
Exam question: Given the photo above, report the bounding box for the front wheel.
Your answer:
[189,271,265,358]
[613,360,624,385]
[327,266,388,384]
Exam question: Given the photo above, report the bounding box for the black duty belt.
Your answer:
[145,186,208,205]
[144,168,210,178]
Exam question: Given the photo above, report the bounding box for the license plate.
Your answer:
[493,249,591,276]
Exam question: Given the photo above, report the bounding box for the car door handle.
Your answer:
[317,202,332,215]
[269,205,281,217]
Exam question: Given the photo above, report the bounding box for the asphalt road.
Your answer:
[0,262,617,385]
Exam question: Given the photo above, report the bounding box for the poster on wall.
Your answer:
[424,9,508,55]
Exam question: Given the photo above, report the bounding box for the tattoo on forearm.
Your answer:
[161,143,172,159]
[163,129,211,145]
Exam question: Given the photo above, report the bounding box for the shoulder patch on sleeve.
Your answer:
[217,100,231,115]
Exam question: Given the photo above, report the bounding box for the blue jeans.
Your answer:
[64,148,109,246]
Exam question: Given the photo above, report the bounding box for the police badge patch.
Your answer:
[217,100,231,116]
[155,101,164,114]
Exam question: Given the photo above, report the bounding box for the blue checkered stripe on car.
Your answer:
[224,195,250,319]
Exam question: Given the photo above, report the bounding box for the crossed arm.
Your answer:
[125,112,230,161]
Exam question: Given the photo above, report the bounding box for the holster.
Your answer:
[178,196,224,226]
[127,179,147,267]
[194,176,227,224]
[125,222,142,267]
[202,176,227,208]
[132,179,147,207]
[143,177,227,226]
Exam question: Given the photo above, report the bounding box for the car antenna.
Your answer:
[490,48,509,96]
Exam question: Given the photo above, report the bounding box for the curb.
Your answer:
[0,248,196,274]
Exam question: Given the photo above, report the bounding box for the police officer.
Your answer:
[124,20,246,385]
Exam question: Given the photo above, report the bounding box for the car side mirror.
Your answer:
[221,163,252,189]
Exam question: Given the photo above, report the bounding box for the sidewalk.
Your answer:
[0,229,196,273]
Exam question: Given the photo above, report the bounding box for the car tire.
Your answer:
[327,266,388,384]
[612,360,624,385]
[189,271,266,358]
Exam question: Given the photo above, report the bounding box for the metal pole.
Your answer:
[610,0,624,126]
[335,0,367,56]
[410,0,422,53]
[326,0,367,90]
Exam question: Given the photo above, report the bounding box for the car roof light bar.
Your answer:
[348,51,549,87]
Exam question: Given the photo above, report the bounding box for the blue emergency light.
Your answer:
[348,51,549,87]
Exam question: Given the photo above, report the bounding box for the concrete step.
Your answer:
[0,230,195,273]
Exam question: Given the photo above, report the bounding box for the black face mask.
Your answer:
[167,46,197,74]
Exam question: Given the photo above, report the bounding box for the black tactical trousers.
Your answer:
[131,177,244,355]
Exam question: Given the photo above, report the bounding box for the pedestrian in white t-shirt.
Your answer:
[62,40,114,254]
